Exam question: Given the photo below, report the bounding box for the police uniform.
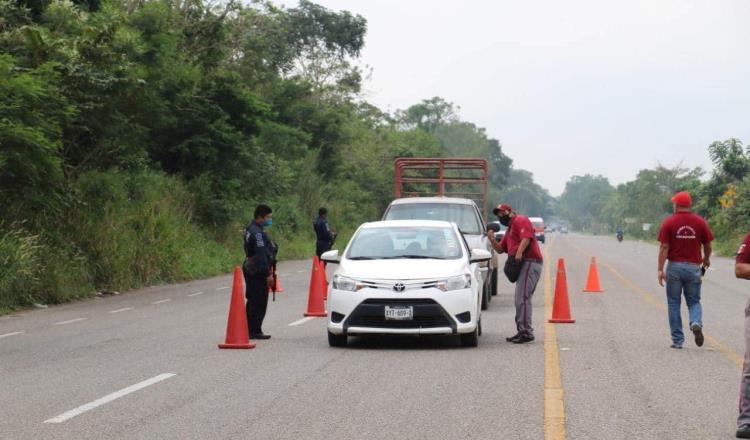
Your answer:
[243,222,277,336]
[314,216,335,258]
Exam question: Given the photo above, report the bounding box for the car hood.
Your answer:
[339,258,467,280]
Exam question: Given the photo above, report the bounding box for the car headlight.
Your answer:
[437,274,471,292]
[332,275,363,292]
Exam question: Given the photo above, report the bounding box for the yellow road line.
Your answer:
[544,237,567,440]
[565,239,743,368]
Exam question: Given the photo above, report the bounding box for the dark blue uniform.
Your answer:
[243,222,276,335]
[314,216,334,258]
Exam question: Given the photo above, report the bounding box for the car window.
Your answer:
[346,226,463,260]
[384,203,483,235]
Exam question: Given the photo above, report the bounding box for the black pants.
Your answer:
[316,242,331,258]
[244,271,269,335]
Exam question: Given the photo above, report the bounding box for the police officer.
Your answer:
[243,204,277,340]
[314,207,337,259]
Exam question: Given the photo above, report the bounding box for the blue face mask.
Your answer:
[263,218,273,228]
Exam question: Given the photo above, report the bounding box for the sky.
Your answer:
[279,0,750,195]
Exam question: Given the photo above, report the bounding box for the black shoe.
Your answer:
[691,324,704,347]
[250,333,271,340]
[512,334,535,344]
[737,424,750,438]
[506,333,522,342]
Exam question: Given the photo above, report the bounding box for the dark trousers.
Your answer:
[244,271,269,335]
[316,242,331,258]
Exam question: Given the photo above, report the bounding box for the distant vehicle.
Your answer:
[383,197,497,309]
[321,220,492,348]
[560,226,569,234]
[529,217,545,244]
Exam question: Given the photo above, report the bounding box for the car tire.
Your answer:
[460,326,479,347]
[481,285,488,310]
[328,331,347,347]
[490,268,498,296]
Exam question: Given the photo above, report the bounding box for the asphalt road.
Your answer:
[1,233,747,439]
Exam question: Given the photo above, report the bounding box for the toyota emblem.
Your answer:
[393,282,406,292]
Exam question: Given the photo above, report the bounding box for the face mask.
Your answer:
[498,214,511,226]
[263,218,273,228]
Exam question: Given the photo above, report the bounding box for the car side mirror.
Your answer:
[487,223,500,233]
[470,249,492,263]
[320,250,340,264]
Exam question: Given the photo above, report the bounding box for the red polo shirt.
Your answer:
[736,232,750,265]
[657,211,713,264]
[499,215,544,261]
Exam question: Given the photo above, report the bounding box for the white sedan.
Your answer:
[321,220,492,347]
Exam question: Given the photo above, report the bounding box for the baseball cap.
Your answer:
[492,203,513,215]
[671,191,692,207]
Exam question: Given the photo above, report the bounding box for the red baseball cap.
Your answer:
[671,191,692,207]
[493,203,513,215]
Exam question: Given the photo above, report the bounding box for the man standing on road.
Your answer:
[488,203,544,344]
[734,231,750,438]
[243,204,277,340]
[657,191,713,349]
[314,207,337,259]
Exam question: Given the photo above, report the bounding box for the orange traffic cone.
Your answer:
[318,258,329,300]
[268,272,284,293]
[218,266,256,349]
[583,257,604,293]
[549,258,575,323]
[304,257,327,317]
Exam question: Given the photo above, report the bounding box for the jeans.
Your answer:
[665,261,703,345]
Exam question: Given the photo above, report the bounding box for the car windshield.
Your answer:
[532,221,544,229]
[384,203,482,235]
[346,226,463,260]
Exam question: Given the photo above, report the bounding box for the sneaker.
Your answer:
[506,333,522,342]
[250,333,271,340]
[737,424,750,438]
[691,324,704,347]
[670,343,683,349]
[512,334,535,344]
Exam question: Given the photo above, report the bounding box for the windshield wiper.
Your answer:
[388,255,447,260]
[348,256,375,260]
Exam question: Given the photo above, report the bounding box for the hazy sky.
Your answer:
[280,1,750,195]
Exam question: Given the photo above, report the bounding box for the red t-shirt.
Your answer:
[735,232,750,265]
[657,211,713,264]
[500,215,544,261]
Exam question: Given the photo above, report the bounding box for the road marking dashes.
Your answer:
[0,331,24,338]
[108,308,133,314]
[151,299,171,305]
[53,318,87,326]
[44,373,177,424]
[216,286,230,291]
[188,291,204,297]
[289,317,316,327]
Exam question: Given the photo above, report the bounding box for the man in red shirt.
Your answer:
[657,191,713,349]
[488,203,544,344]
[735,232,750,438]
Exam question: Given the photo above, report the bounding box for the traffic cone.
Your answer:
[218,266,256,349]
[268,274,284,293]
[583,257,604,293]
[304,257,327,317]
[318,258,329,300]
[549,258,575,323]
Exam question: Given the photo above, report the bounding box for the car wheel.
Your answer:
[328,331,347,347]
[490,268,498,296]
[478,318,483,336]
[480,284,488,310]
[460,326,479,347]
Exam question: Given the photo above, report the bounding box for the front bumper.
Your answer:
[328,288,477,336]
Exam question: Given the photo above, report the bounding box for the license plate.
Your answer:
[385,306,413,320]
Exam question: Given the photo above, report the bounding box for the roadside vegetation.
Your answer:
[556,138,749,255]
[0,0,552,312]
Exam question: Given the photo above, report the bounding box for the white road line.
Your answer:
[215,286,230,291]
[0,331,24,338]
[289,317,316,327]
[151,299,171,305]
[188,291,204,297]
[296,270,306,273]
[108,307,133,314]
[44,373,176,424]
[53,318,87,326]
